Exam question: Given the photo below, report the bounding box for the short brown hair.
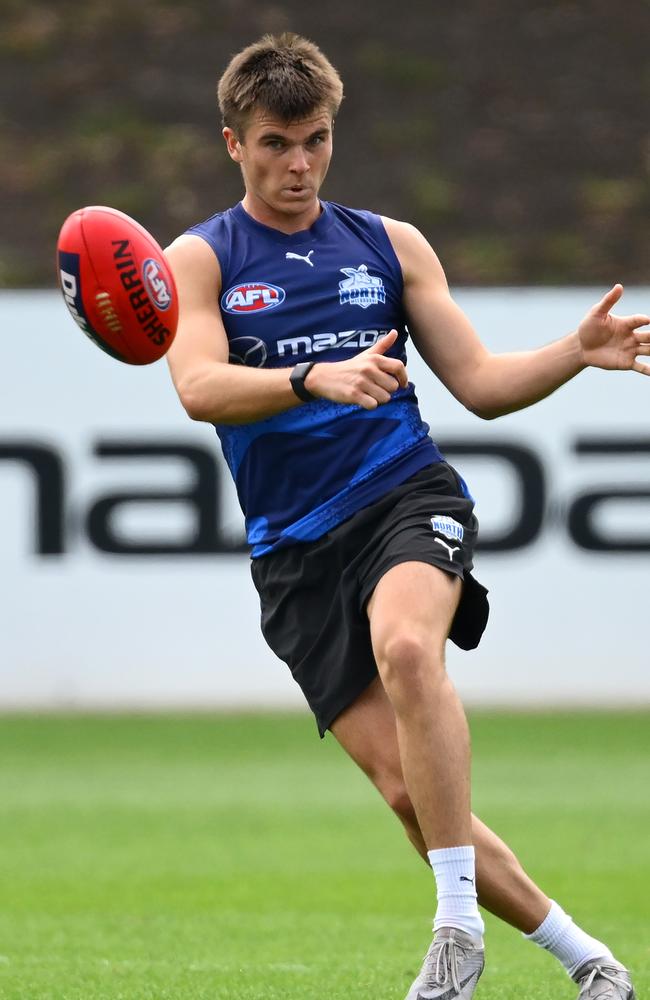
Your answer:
[217,33,344,138]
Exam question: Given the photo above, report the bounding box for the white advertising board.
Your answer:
[1,288,648,709]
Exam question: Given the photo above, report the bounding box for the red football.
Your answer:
[57,206,178,365]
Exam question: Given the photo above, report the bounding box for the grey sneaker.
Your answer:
[573,958,636,1000]
[404,927,484,1000]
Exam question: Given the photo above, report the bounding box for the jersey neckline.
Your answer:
[232,200,334,245]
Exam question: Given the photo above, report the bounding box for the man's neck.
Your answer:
[241,193,322,234]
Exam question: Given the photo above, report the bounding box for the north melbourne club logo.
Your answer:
[430,515,464,542]
[338,265,386,310]
[431,515,464,562]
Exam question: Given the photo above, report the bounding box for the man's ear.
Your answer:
[223,127,243,163]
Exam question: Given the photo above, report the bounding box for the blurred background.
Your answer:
[3,0,649,287]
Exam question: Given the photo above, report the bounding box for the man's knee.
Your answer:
[375,629,445,702]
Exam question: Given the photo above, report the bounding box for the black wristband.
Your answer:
[290,361,317,402]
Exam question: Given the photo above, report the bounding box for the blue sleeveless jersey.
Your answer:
[186,201,443,557]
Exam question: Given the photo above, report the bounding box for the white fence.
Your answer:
[1,288,649,709]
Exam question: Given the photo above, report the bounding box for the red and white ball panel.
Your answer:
[57,206,178,365]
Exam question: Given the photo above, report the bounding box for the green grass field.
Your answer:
[0,711,648,999]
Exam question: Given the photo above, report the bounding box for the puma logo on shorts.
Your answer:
[433,536,461,561]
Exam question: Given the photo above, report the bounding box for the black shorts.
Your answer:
[250,462,489,737]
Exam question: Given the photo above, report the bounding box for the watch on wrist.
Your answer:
[290,361,317,402]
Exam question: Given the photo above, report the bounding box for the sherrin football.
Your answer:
[57,206,178,365]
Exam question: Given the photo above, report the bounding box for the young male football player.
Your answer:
[165,33,647,1000]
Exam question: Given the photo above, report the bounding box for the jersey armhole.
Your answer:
[184,226,229,277]
[377,215,405,300]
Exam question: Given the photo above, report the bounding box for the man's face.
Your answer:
[223,108,333,223]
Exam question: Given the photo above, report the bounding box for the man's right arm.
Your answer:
[165,236,408,425]
[165,235,303,424]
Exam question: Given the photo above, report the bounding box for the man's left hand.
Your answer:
[578,284,650,375]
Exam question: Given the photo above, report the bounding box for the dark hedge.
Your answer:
[3,0,648,286]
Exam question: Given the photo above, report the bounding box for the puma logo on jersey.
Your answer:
[286,250,315,266]
[433,537,460,561]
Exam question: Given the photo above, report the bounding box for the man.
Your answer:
[165,33,648,1000]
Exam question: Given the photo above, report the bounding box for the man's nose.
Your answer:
[289,147,310,173]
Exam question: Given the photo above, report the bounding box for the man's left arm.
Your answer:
[384,219,650,419]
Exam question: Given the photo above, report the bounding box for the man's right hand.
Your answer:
[304,329,408,409]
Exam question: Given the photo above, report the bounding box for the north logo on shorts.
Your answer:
[338,264,386,309]
[222,281,286,314]
[430,515,464,542]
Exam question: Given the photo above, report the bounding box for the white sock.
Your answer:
[428,845,485,944]
[524,900,614,978]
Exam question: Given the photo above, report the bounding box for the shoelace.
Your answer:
[421,937,464,993]
[579,964,630,998]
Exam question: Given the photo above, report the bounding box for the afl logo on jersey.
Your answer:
[222,281,286,315]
